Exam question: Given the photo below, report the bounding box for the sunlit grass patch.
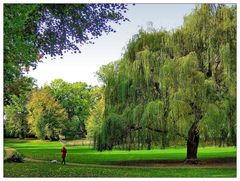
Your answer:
[4,161,236,177]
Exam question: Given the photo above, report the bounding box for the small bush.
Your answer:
[6,152,25,163]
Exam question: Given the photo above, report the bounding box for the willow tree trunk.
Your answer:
[185,122,199,164]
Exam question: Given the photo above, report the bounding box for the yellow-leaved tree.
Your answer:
[27,88,68,140]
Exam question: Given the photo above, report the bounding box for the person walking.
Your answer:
[61,146,67,165]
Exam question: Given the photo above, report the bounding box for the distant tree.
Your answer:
[89,86,104,107]
[27,88,68,140]
[4,76,36,138]
[48,79,91,138]
[4,95,29,138]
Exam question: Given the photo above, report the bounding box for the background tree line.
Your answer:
[87,4,236,160]
[4,79,100,140]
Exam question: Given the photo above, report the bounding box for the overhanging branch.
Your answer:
[130,125,188,141]
[146,126,167,134]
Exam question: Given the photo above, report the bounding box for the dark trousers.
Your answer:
[61,157,66,165]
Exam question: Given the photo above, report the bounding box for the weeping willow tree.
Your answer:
[90,4,236,162]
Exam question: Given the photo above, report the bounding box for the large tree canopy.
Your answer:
[92,4,236,161]
[4,3,129,105]
[34,4,129,56]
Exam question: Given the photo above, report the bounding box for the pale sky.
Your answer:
[26,4,196,87]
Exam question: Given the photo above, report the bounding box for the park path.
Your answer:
[24,157,236,169]
[24,157,126,168]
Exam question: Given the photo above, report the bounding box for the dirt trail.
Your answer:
[24,157,236,168]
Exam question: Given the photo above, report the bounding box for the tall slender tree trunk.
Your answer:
[93,134,97,149]
[161,132,166,149]
[20,119,25,139]
[137,130,141,150]
[128,131,132,151]
[141,135,144,150]
[147,134,151,150]
[185,122,199,164]
[147,141,151,150]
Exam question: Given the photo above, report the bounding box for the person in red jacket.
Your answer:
[61,146,67,165]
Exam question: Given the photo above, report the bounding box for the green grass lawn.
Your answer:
[4,138,236,164]
[4,138,237,177]
[4,161,236,177]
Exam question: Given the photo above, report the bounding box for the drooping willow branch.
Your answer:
[129,125,188,141]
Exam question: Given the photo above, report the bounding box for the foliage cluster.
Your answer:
[93,4,236,151]
[4,79,95,140]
